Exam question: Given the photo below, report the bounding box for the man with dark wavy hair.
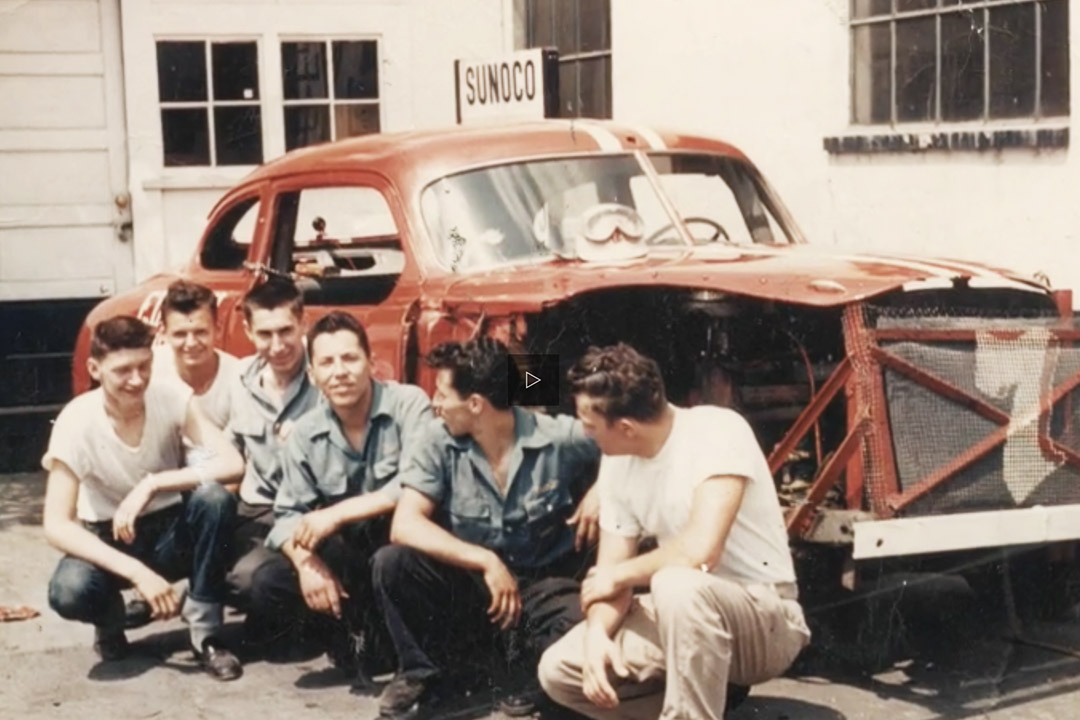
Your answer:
[373,337,600,718]
[539,343,810,720]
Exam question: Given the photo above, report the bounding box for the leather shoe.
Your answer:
[193,638,243,681]
[93,627,130,661]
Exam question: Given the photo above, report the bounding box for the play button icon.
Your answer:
[509,354,560,407]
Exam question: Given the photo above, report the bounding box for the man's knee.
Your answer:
[537,631,581,703]
[371,544,420,590]
[48,560,106,621]
[649,565,714,612]
[230,545,279,600]
[187,483,235,522]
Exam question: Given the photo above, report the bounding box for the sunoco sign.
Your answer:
[455,48,559,124]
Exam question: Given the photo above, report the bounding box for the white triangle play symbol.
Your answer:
[525,371,541,389]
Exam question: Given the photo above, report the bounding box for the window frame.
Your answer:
[155,37,265,167]
[850,0,1069,125]
[522,0,612,119]
[279,36,384,151]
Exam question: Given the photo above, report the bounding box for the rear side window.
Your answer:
[270,185,404,305]
[200,197,260,270]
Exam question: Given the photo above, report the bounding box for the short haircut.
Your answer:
[242,278,303,323]
[160,279,217,322]
[567,343,667,423]
[90,316,155,360]
[307,310,371,358]
[426,338,510,410]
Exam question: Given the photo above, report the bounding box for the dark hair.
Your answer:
[160,279,217,322]
[426,338,510,410]
[90,316,155,360]
[307,311,371,358]
[567,343,667,423]
[242,278,303,323]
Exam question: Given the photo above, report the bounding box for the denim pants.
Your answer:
[371,544,588,691]
[47,484,236,635]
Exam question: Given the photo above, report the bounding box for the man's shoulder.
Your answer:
[680,404,752,434]
[529,411,579,442]
[55,388,103,427]
[379,380,431,408]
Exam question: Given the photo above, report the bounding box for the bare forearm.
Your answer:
[585,591,632,638]
[327,491,395,527]
[282,539,315,569]
[44,520,148,582]
[612,541,702,593]
[391,514,494,573]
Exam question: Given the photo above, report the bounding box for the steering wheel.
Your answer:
[645,217,728,246]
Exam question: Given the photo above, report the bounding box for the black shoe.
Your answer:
[496,681,545,717]
[93,627,130,661]
[378,674,435,718]
[124,598,153,629]
[193,638,243,681]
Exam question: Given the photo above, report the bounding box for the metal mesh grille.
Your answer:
[876,315,1080,517]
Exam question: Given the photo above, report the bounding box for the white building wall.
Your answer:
[119,0,505,281]
[0,0,132,301]
[613,0,1080,303]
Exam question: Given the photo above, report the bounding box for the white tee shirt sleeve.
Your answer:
[692,409,760,486]
[42,399,88,477]
[598,456,641,538]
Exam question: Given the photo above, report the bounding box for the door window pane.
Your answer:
[1040,0,1069,116]
[333,41,379,100]
[941,10,984,120]
[897,0,936,11]
[579,56,611,119]
[283,42,328,100]
[852,0,892,19]
[579,0,610,52]
[214,107,263,165]
[284,106,331,151]
[988,3,1036,117]
[334,105,381,138]
[852,23,892,123]
[162,108,210,166]
[530,0,555,47]
[212,42,259,101]
[557,62,578,117]
[554,0,578,55]
[157,42,206,102]
[895,17,937,121]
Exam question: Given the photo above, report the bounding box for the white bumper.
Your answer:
[852,505,1080,560]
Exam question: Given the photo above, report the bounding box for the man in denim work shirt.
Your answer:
[249,311,432,685]
[226,278,321,605]
[372,338,601,719]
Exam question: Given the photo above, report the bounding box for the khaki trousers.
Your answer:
[538,566,811,720]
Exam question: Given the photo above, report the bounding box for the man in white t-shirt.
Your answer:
[538,343,810,720]
[43,316,246,681]
[152,279,240,434]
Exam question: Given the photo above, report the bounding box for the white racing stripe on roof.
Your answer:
[634,125,668,150]
[563,119,623,151]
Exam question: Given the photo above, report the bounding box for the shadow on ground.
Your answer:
[0,472,45,528]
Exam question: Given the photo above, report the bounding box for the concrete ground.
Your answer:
[5,471,1080,720]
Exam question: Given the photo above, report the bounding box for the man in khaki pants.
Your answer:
[539,344,810,720]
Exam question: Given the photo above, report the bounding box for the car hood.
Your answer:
[429,244,1048,311]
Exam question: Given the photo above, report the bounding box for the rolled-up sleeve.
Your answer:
[397,422,450,504]
[266,433,322,550]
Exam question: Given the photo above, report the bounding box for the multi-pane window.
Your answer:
[281,40,381,151]
[156,41,264,166]
[852,0,1069,124]
[524,0,611,119]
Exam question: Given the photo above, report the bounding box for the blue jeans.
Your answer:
[47,484,236,631]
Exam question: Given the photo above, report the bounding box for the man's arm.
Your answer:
[581,475,746,607]
[43,462,180,619]
[391,487,521,629]
[111,399,245,544]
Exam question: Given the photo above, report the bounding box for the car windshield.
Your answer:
[420,153,792,273]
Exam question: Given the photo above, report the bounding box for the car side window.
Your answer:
[200,197,260,270]
[270,185,404,305]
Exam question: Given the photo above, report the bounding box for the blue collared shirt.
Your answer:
[267,380,433,550]
[399,408,600,570]
[229,354,321,506]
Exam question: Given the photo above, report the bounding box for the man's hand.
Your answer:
[582,625,629,709]
[130,567,180,620]
[481,553,521,630]
[297,555,348,618]
[292,507,341,551]
[567,484,601,551]
[581,565,623,610]
[112,480,155,544]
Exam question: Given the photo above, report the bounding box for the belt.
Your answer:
[771,581,799,601]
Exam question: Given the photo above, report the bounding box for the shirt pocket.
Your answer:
[448,487,492,546]
[371,430,402,488]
